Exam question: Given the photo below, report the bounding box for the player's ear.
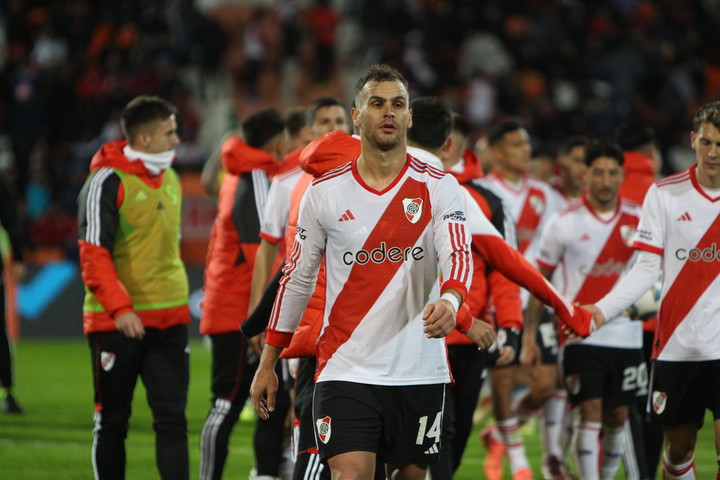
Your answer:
[441,137,453,155]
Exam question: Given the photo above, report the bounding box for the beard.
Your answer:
[366,128,404,152]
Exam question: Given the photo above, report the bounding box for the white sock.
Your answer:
[573,421,601,480]
[663,453,696,479]
[498,417,530,473]
[542,389,568,460]
[599,425,624,480]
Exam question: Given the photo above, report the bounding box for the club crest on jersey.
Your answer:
[565,374,581,395]
[529,195,545,215]
[316,416,332,444]
[620,225,636,247]
[402,198,423,224]
[100,351,116,372]
[652,391,667,414]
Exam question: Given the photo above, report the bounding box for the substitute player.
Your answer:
[583,101,720,479]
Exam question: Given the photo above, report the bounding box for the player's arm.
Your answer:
[249,239,279,311]
[250,176,289,312]
[78,171,144,338]
[587,250,661,327]
[428,176,474,339]
[201,132,233,197]
[586,185,665,328]
[250,343,283,419]
[471,229,593,336]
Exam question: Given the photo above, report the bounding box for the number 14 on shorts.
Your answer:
[416,411,442,453]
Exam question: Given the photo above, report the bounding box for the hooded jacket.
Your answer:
[200,136,282,335]
[619,151,656,205]
[78,140,189,334]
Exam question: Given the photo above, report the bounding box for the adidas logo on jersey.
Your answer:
[338,209,355,222]
[579,233,591,242]
[677,212,692,221]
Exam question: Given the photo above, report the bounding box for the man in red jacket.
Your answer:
[198,108,287,480]
[78,95,189,480]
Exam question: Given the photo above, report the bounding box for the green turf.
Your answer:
[0,339,716,479]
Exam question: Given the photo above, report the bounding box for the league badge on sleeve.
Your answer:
[402,198,423,224]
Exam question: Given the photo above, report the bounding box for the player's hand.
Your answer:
[494,327,520,367]
[496,346,516,366]
[581,304,605,329]
[557,300,596,338]
[248,331,266,359]
[422,299,456,338]
[519,336,541,376]
[250,366,278,420]
[115,311,145,339]
[464,318,495,350]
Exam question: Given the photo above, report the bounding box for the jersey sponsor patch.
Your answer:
[402,197,423,224]
[652,390,667,414]
[316,416,332,444]
[100,351,116,372]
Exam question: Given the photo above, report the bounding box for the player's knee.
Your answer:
[665,440,694,464]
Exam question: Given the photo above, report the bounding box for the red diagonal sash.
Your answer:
[516,186,545,253]
[654,211,720,358]
[573,213,638,304]
[316,178,432,376]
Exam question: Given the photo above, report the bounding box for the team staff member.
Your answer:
[78,96,190,480]
[583,101,720,479]
[199,109,287,480]
[252,64,484,480]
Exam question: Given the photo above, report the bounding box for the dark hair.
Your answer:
[284,107,307,136]
[584,138,624,167]
[614,121,655,151]
[693,101,720,131]
[408,97,453,149]
[451,112,471,137]
[487,119,525,146]
[121,96,177,141]
[242,108,285,149]
[305,97,346,127]
[558,135,590,156]
[354,64,408,100]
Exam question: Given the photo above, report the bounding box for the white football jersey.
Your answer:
[537,197,642,348]
[485,172,560,260]
[267,155,473,385]
[633,166,720,361]
[260,166,304,243]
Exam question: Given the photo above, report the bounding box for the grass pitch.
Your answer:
[0,339,716,479]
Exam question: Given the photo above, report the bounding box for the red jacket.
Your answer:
[619,152,655,205]
[446,152,522,345]
[200,137,282,334]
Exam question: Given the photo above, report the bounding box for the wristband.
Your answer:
[440,292,460,313]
